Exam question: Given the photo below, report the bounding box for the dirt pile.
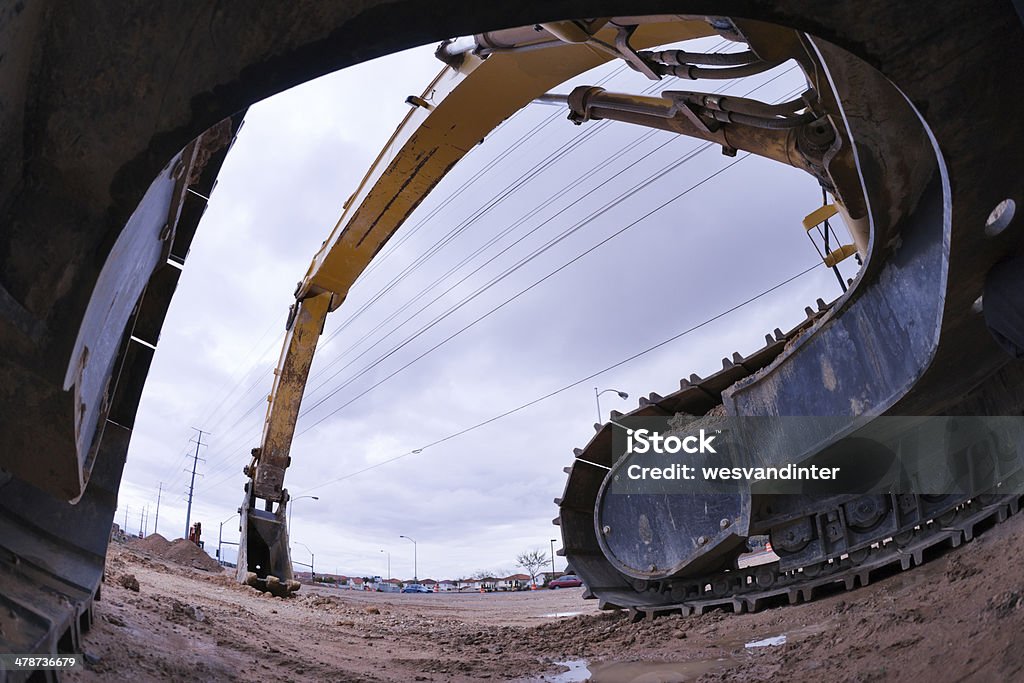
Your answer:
[130,533,222,572]
[132,533,172,554]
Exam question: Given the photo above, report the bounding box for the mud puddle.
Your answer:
[536,657,734,682]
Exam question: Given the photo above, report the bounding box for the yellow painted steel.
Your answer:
[823,243,859,268]
[297,18,713,306]
[802,203,839,230]
[803,203,857,268]
[249,291,333,500]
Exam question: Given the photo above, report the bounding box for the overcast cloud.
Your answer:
[117,37,849,582]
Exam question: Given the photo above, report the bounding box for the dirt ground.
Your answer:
[69,511,1024,682]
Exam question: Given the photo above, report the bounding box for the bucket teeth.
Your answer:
[572,448,584,457]
[552,517,561,526]
[639,392,664,408]
[610,410,623,419]
[680,377,692,390]
[722,357,734,369]
[817,297,827,311]
[689,373,702,384]
[765,333,775,345]
[553,497,563,506]
[774,328,785,341]
[593,422,603,432]
[733,352,745,364]
[805,306,815,318]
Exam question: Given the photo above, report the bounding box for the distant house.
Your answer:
[421,578,438,591]
[496,574,532,591]
[438,580,458,592]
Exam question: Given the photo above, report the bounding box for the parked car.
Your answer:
[401,583,431,593]
[547,575,583,589]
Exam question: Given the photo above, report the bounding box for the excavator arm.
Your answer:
[235,16,728,594]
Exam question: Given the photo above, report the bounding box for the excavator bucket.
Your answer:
[236,485,300,597]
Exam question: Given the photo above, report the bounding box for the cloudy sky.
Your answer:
[117,35,850,581]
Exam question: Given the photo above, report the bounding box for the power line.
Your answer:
[194,53,792,477]
[194,321,282,428]
[300,70,800,409]
[356,60,636,282]
[299,260,823,492]
[200,73,802,481]
[201,106,684,479]
[188,115,625,487]
[302,124,673,402]
[306,54,732,386]
[297,149,754,435]
[304,63,643,373]
[190,50,738,475]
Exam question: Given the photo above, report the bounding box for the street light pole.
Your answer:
[381,549,391,581]
[550,539,557,581]
[400,535,417,582]
[288,495,319,533]
[218,513,236,566]
[295,541,314,582]
[594,387,629,424]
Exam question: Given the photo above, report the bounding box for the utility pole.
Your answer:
[184,428,208,539]
[124,506,129,535]
[139,507,144,538]
[154,482,163,537]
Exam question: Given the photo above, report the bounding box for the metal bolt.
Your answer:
[720,518,730,529]
[648,564,657,572]
[697,535,709,545]
[602,525,612,535]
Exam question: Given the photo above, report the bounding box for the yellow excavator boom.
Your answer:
[236,17,717,593]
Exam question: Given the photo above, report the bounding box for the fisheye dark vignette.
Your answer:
[1,2,1022,682]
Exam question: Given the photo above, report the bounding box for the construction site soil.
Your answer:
[69,513,1024,682]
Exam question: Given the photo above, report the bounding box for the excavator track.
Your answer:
[556,304,1024,619]
[612,493,1021,621]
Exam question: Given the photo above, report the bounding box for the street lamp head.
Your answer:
[596,387,629,399]
[311,496,319,500]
